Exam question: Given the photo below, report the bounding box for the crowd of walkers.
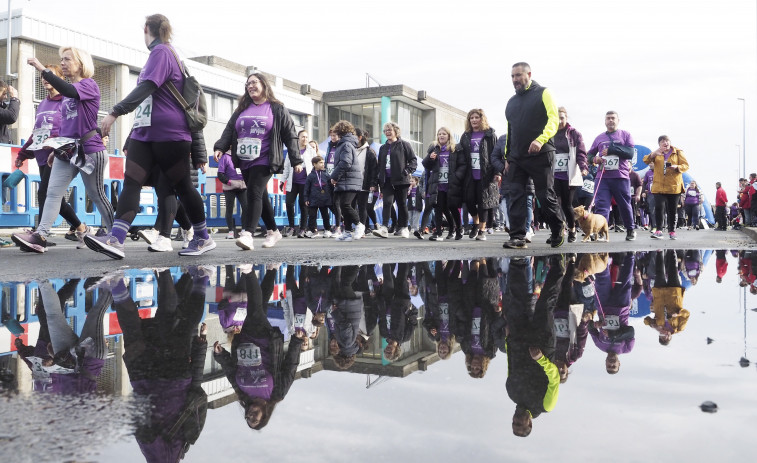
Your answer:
[1,15,753,255]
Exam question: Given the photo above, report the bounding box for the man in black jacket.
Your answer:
[499,63,565,249]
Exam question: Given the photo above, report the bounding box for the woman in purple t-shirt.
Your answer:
[422,127,461,240]
[84,14,213,260]
[458,109,498,241]
[213,72,302,251]
[12,48,114,254]
[15,64,84,242]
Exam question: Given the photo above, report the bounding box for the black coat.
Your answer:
[304,170,333,208]
[213,101,302,174]
[459,128,499,210]
[0,97,20,144]
[377,138,417,187]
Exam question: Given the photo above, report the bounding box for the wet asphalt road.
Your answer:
[1,226,756,282]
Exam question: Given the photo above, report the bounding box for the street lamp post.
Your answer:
[738,98,746,178]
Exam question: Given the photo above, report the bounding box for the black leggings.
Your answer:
[435,191,459,232]
[554,178,576,230]
[37,163,80,230]
[224,189,248,232]
[356,191,378,227]
[116,140,205,225]
[151,168,192,237]
[382,181,409,228]
[242,165,277,232]
[655,193,679,233]
[286,183,306,229]
[337,191,360,231]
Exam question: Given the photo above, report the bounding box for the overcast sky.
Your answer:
[13,0,757,197]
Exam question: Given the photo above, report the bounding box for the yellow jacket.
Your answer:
[643,147,689,195]
[646,287,689,333]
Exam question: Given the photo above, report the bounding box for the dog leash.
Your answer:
[588,165,605,211]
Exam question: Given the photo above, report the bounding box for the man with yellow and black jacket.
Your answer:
[502,255,564,437]
[500,62,565,249]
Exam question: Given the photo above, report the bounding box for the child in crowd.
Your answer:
[303,156,333,238]
[407,176,424,236]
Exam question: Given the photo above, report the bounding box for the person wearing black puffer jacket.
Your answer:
[459,109,499,241]
[330,120,364,241]
[0,81,19,144]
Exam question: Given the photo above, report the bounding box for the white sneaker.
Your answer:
[262,229,282,248]
[75,225,92,249]
[226,231,235,239]
[372,226,389,238]
[525,228,535,243]
[353,223,366,240]
[400,227,410,238]
[336,231,353,242]
[236,230,254,250]
[138,228,159,245]
[148,235,173,252]
[323,230,333,238]
[332,230,343,240]
[181,228,194,249]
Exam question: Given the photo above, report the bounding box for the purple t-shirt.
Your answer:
[588,130,635,179]
[217,153,245,182]
[326,147,336,176]
[236,102,273,170]
[470,132,484,180]
[60,78,104,154]
[684,186,701,205]
[130,44,191,143]
[31,96,63,166]
[294,148,308,184]
[438,146,450,192]
[235,333,274,400]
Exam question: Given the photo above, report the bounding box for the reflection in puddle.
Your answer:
[1,250,756,462]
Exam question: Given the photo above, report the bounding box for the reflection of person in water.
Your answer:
[738,251,757,294]
[217,264,248,336]
[110,268,208,462]
[683,250,703,286]
[504,255,565,437]
[644,250,689,345]
[458,258,502,378]
[328,265,364,369]
[421,261,458,360]
[356,264,381,343]
[715,250,728,284]
[15,278,112,394]
[213,266,303,430]
[282,264,315,350]
[553,256,590,383]
[378,263,418,362]
[589,252,636,374]
[306,266,332,331]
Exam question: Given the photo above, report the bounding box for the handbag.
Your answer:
[165,45,208,131]
[606,132,636,160]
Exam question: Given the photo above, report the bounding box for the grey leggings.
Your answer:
[37,151,114,237]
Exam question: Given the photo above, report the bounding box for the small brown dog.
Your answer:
[573,205,609,242]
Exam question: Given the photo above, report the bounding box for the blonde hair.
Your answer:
[383,121,401,138]
[465,108,490,133]
[59,46,95,79]
[435,127,456,152]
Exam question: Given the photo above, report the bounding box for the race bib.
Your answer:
[439,166,449,183]
[439,302,449,318]
[238,137,262,161]
[471,152,480,171]
[602,315,621,330]
[294,313,306,327]
[688,268,698,277]
[233,308,248,322]
[133,95,153,128]
[237,343,262,367]
[687,190,697,196]
[326,163,335,175]
[471,317,481,336]
[582,283,595,298]
[582,179,595,194]
[385,315,392,330]
[604,155,620,171]
[554,318,570,338]
[28,126,52,151]
[554,153,569,173]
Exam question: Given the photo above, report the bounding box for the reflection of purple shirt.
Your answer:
[34,357,105,394]
[294,148,308,184]
[470,306,484,355]
[61,79,104,154]
[235,333,274,400]
[588,130,634,180]
[130,44,190,143]
[31,96,62,166]
[236,102,273,170]
[217,301,247,331]
[470,132,484,180]
[438,146,450,192]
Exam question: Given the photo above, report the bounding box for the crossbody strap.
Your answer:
[164,45,191,110]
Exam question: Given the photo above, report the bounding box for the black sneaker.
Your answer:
[550,232,565,248]
[429,233,442,241]
[469,227,478,239]
[446,229,454,240]
[413,230,424,240]
[455,228,464,240]
[625,229,636,241]
[503,239,527,249]
[568,230,577,243]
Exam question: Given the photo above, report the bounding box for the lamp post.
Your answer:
[738,98,746,178]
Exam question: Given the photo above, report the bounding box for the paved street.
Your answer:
[1,226,756,282]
